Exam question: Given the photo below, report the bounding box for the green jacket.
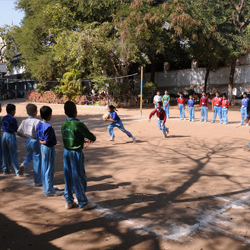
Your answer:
[61,118,96,150]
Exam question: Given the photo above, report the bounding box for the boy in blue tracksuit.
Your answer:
[187,95,195,122]
[17,104,42,186]
[2,104,24,176]
[36,106,63,196]
[61,101,97,210]
[240,92,249,126]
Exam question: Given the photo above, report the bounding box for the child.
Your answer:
[62,101,97,210]
[36,106,63,196]
[0,104,2,172]
[149,101,168,138]
[211,92,223,124]
[153,91,162,109]
[187,95,195,122]
[162,90,170,119]
[222,94,230,124]
[177,92,186,120]
[240,92,249,126]
[200,91,209,122]
[17,104,42,186]
[104,105,136,142]
[2,104,24,176]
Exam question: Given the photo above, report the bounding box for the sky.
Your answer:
[0,0,24,27]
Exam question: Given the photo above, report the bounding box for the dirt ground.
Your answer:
[1,99,250,250]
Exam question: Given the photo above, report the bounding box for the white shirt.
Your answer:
[154,95,162,103]
[17,117,40,138]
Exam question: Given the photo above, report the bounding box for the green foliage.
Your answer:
[143,82,158,93]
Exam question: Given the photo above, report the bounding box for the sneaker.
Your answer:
[45,191,63,197]
[180,118,183,120]
[108,138,114,141]
[132,136,136,143]
[204,120,207,123]
[220,121,223,124]
[17,173,30,177]
[211,121,215,123]
[192,120,195,122]
[34,183,43,187]
[65,202,76,210]
[19,164,25,176]
[239,123,243,126]
[163,135,166,138]
[189,120,191,122]
[184,118,186,120]
[79,202,97,211]
[246,124,249,126]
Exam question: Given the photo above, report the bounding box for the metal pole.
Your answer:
[86,94,88,105]
[99,94,101,106]
[140,66,143,116]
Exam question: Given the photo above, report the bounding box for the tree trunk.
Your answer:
[228,59,237,103]
[204,63,211,93]
[150,60,156,83]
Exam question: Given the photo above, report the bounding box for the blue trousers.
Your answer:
[163,101,170,118]
[188,107,195,121]
[212,106,222,122]
[41,144,56,195]
[2,132,20,175]
[200,106,208,121]
[158,120,167,137]
[241,107,247,124]
[0,135,2,170]
[63,149,88,208]
[179,104,185,119]
[23,138,42,184]
[222,108,228,124]
[108,120,133,139]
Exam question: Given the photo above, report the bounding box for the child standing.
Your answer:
[200,91,209,122]
[240,92,249,126]
[211,92,223,124]
[2,104,24,176]
[104,105,136,142]
[62,101,97,210]
[162,90,170,119]
[177,92,186,120]
[36,106,63,196]
[149,101,168,138]
[17,104,42,186]
[222,94,230,124]
[187,95,195,122]
[153,91,162,109]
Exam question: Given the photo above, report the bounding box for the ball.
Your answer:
[103,114,109,120]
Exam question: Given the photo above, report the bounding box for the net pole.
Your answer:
[140,66,143,117]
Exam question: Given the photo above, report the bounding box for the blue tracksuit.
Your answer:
[108,111,133,139]
[187,99,195,121]
[2,114,20,175]
[36,121,57,195]
[240,97,249,124]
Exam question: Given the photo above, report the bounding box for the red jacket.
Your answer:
[212,97,222,107]
[200,96,209,107]
[177,97,186,104]
[149,109,166,123]
[222,99,230,108]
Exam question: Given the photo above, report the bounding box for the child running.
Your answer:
[17,104,42,186]
[211,92,223,124]
[36,106,63,196]
[187,95,195,122]
[200,91,209,122]
[2,104,24,176]
[240,92,249,126]
[61,101,97,210]
[162,90,170,119]
[222,94,230,124]
[104,105,136,142]
[177,92,186,120]
[149,101,168,138]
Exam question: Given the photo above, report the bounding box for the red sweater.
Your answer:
[212,97,222,107]
[149,109,166,123]
[177,97,186,104]
[222,99,230,108]
[200,96,209,107]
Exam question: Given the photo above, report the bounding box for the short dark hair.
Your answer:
[40,106,52,120]
[64,101,77,117]
[223,93,227,97]
[216,91,220,94]
[108,105,117,112]
[26,104,37,116]
[6,104,16,114]
[202,91,206,94]
[243,92,247,96]
[179,92,183,95]
[157,101,163,107]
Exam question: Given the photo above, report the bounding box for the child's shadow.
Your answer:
[114,140,147,145]
[167,135,190,138]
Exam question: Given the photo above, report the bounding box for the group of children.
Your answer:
[0,102,97,211]
[153,90,249,125]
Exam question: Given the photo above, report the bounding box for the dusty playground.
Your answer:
[1,100,250,250]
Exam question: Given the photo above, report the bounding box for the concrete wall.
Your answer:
[0,63,6,73]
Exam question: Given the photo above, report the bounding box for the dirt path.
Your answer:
[0,101,250,250]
